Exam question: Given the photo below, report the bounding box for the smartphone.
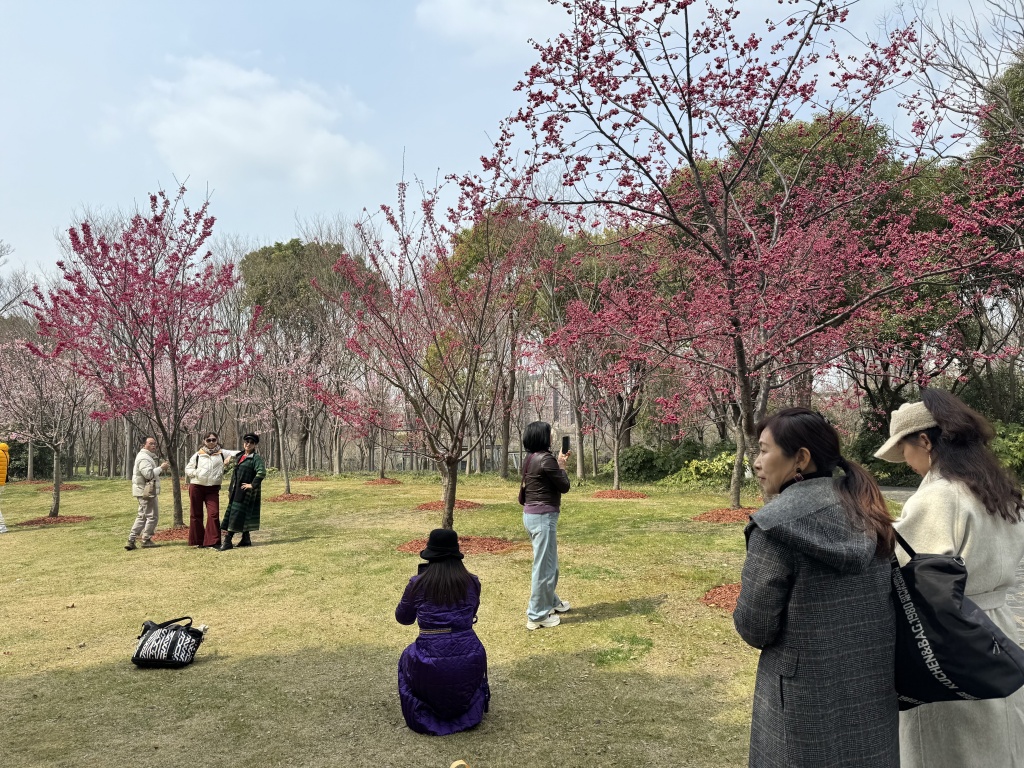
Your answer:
[561,435,571,455]
[417,562,430,575]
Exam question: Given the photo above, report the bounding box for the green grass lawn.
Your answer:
[0,474,763,768]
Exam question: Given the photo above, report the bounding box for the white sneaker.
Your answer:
[552,600,571,613]
[526,613,560,630]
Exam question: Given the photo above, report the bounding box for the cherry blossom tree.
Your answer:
[0,336,94,516]
[30,186,260,525]
[475,0,1024,506]
[312,181,527,528]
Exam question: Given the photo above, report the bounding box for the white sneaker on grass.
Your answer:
[552,600,571,613]
[526,613,561,630]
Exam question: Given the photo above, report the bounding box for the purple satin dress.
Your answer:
[395,573,490,735]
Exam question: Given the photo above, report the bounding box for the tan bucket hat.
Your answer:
[874,401,937,463]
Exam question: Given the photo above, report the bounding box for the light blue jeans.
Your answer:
[524,511,561,621]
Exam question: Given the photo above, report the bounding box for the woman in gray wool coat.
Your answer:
[734,408,899,768]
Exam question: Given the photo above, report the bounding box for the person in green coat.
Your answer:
[217,433,266,551]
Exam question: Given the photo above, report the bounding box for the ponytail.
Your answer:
[835,456,894,558]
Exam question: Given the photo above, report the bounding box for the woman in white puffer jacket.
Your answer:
[185,433,238,548]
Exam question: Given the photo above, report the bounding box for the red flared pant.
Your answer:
[188,483,221,547]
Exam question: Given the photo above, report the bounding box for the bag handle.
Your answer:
[154,616,193,629]
[893,529,916,559]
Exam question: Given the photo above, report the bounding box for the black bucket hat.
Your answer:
[419,528,463,561]
[242,433,260,444]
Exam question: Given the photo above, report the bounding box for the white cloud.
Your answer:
[414,0,567,61]
[133,57,381,191]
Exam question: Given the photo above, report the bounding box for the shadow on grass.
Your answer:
[564,594,668,624]
[255,534,315,546]
[1,642,749,768]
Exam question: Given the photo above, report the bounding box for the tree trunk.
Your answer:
[574,411,585,482]
[620,409,633,449]
[276,419,291,495]
[27,435,34,481]
[794,369,813,408]
[439,456,460,529]
[169,459,185,527]
[731,335,758,509]
[88,429,97,477]
[729,428,746,510]
[65,438,75,480]
[49,449,62,517]
[611,432,621,490]
[297,417,311,475]
[123,420,132,479]
[591,430,599,477]
[499,408,512,480]
[108,424,116,479]
[379,439,386,480]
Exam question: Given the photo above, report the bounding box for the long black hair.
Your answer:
[415,557,474,605]
[907,389,1023,523]
[757,408,895,557]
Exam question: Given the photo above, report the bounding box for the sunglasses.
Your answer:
[205,438,218,443]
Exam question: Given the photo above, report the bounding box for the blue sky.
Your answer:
[0,0,967,275]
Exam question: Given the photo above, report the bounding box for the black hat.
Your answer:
[419,528,463,561]
[242,433,260,444]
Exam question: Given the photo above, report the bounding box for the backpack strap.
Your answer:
[893,529,917,558]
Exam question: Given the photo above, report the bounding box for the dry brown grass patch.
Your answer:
[592,489,648,499]
[694,508,757,523]
[397,536,520,555]
[701,583,741,612]
[17,515,93,525]
[415,499,483,511]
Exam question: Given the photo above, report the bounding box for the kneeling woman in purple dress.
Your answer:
[395,528,490,735]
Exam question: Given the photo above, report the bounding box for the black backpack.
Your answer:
[891,530,1024,709]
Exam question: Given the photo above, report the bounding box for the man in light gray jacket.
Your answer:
[126,436,169,551]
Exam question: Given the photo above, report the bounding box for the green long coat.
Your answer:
[223,451,266,533]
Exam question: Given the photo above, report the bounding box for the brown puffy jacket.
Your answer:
[521,450,570,507]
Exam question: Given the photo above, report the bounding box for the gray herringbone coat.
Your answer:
[734,478,899,768]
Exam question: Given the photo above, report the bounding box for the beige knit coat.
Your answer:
[895,469,1024,768]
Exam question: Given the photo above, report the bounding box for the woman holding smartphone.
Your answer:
[520,421,571,630]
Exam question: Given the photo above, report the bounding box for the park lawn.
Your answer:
[0,474,763,768]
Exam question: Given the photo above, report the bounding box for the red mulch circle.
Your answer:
[295,475,325,482]
[415,500,484,511]
[152,527,190,542]
[17,516,93,526]
[701,583,741,612]
[366,478,402,486]
[266,493,315,502]
[694,507,758,523]
[397,536,519,555]
[36,484,84,492]
[592,489,649,499]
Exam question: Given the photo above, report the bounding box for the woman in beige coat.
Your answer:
[876,389,1024,768]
